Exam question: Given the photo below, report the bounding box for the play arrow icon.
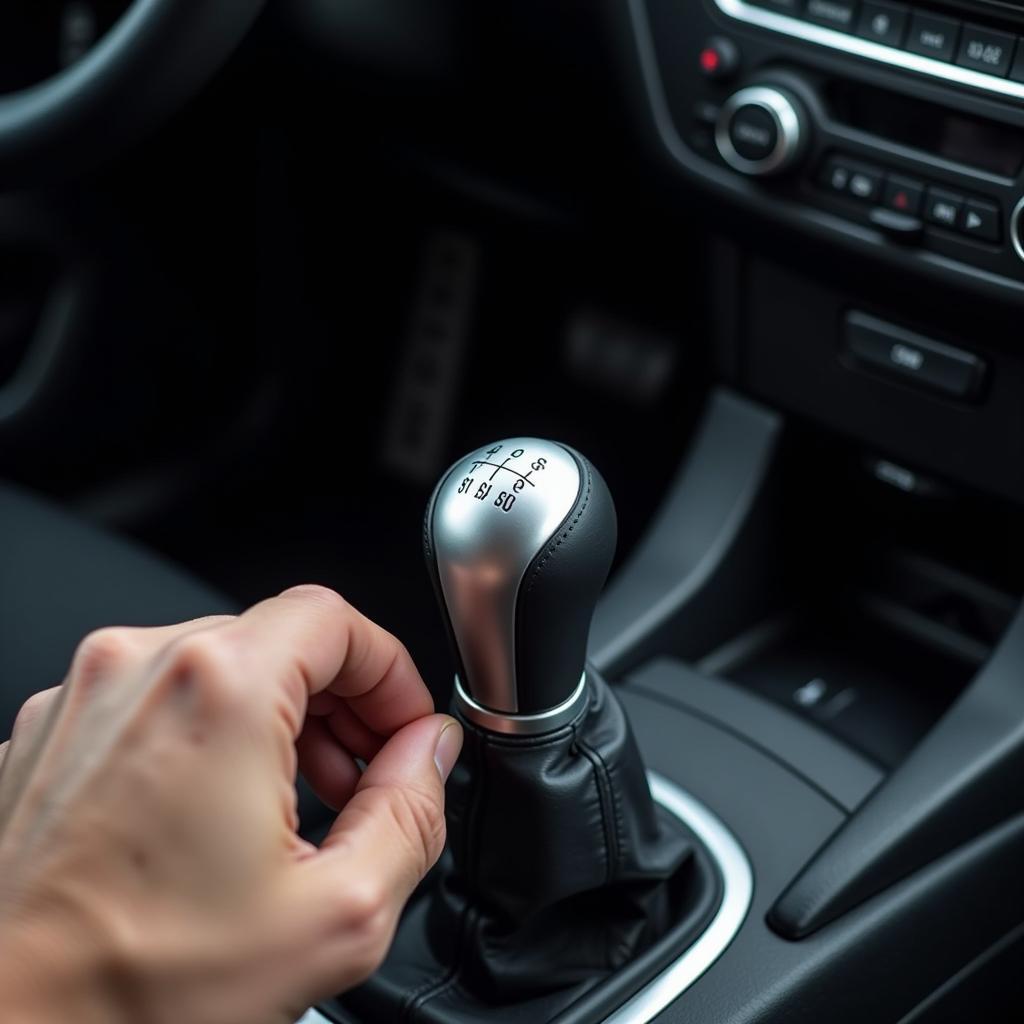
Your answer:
[966,211,983,230]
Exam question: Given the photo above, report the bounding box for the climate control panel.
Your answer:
[628,0,1024,296]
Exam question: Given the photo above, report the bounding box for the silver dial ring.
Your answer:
[715,85,803,176]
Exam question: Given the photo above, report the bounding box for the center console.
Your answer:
[623,0,1024,296]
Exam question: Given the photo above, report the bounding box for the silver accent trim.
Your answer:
[715,85,802,175]
[431,437,583,713]
[454,672,589,735]
[714,0,1024,100]
[603,773,753,1024]
[298,771,752,1024]
[1011,196,1024,262]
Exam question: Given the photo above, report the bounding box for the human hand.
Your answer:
[0,585,462,1024]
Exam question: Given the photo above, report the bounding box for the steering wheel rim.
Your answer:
[0,0,265,184]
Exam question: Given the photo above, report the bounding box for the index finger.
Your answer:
[220,585,434,738]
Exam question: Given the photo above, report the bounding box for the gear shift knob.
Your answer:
[425,438,616,731]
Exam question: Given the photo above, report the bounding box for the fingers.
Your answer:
[319,713,459,890]
[297,714,462,992]
[0,686,63,783]
[216,585,434,740]
[295,717,361,812]
[0,617,235,808]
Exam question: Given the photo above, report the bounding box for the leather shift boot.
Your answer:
[330,671,719,1024]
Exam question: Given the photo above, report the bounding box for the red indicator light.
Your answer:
[893,191,908,210]
[700,48,720,73]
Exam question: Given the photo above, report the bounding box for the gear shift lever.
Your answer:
[335,438,709,1024]
[425,437,616,731]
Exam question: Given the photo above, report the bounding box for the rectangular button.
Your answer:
[882,174,924,216]
[804,0,859,32]
[956,24,1015,76]
[848,164,884,201]
[818,155,855,194]
[856,1,908,47]
[960,198,1001,243]
[845,311,986,400]
[925,187,964,228]
[747,0,802,12]
[817,155,884,201]
[906,12,960,62]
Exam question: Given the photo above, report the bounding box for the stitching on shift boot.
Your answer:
[575,735,619,885]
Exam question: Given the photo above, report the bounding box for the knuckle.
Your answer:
[160,632,244,710]
[71,627,134,682]
[336,881,393,981]
[12,688,57,735]
[282,584,348,612]
[340,877,390,934]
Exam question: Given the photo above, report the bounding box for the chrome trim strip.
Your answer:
[603,772,753,1024]
[1011,196,1024,261]
[298,772,752,1024]
[714,0,1024,100]
[454,672,589,735]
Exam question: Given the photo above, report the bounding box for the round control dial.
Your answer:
[715,85,807,176]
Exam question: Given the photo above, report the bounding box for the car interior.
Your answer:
[0,2,1022,1022]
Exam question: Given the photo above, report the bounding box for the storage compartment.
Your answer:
[691,423,1022,770]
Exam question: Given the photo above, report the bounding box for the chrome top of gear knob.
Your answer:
[424,437,617,725]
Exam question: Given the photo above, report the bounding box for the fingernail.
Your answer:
[434,719,463,782]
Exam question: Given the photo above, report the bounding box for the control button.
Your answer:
[855,1,908,47]
[818,154,853,194]
[905,12,960,62]
[960,198,1001,243]
[955,24,1015,76]
[882,174,923,217]
[746,0,801,12]
[729,106,778,160]
[805,0,859,32]
[715,86,807,176]
[817,155,883,201]
[848,165,883,202]
[924,187,964,229]
[869,208,924,243]
[693,100,722,125]
[698,37,741,81]
[845,311,986,401]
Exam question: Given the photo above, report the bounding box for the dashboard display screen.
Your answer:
[828,81,1024,178]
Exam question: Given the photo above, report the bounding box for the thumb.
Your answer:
[299,713,462,988]
[319,713,462,884]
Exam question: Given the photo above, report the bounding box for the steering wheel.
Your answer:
[0,0,265,183]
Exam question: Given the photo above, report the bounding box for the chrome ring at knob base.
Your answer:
[453,673,589,735]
